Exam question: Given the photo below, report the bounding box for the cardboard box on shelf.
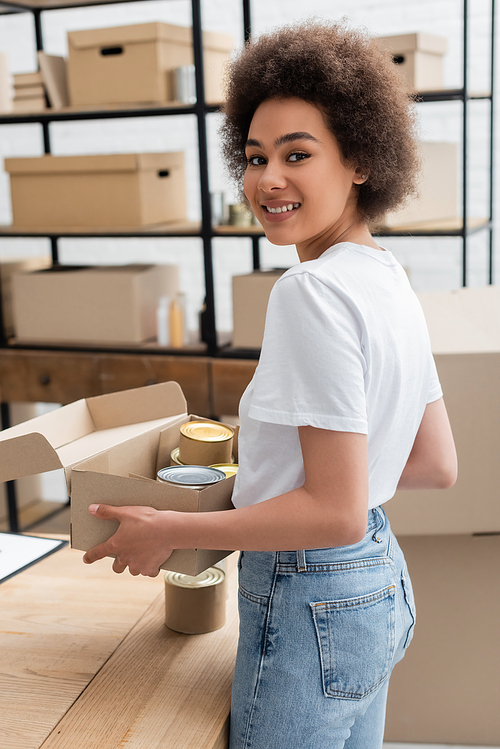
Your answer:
[232,269,287,349]
[380,141,458,229]
[4,152,186,228]
[67,22,233,107]
[376,32,448,91]
[384,285,500,536]
[13,71,44,88]
[385,534,500,745]
[0,255,52,338]
[11,263,179,345]
[12,72,47,111]
[0,381,235,575]
[12,97,47,113]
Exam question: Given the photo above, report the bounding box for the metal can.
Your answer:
[157,464,226,489]
[172,65,196,104]
[178,421,234,466]
[164,567,226,634]
[170,447,186,466]
[209,463,239,478]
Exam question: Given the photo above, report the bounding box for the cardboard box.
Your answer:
[13,71,44,88]
[385,534,500,745]
[11,263,179,345]
[0,381,235,575]
[232,269,287,349]
[376,32,448,91]
[385,285,500,535]
[67,22,233,106]
[4,152,186,228]
[381,141,458,228]
[13,97,47,113]
[0,402,42,524]
[0,255,52,338]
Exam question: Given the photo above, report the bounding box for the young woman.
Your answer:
[84,20,457,748]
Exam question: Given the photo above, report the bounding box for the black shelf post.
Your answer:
[191,0,217,354]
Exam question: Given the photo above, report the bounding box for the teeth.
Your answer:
[266,203,299,214]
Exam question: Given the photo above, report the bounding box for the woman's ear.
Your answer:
[353,167,369,185]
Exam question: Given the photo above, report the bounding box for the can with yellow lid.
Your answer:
[178,420,234,466]
[164,567,226,634]
[209,463,239,478]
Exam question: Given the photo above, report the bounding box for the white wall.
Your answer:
[0,0,498,336]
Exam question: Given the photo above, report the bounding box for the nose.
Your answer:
[258,158,287,192]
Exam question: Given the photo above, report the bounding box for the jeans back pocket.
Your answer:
[310,584,396,700]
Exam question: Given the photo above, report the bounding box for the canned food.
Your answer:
[164,567,226,634]
[179,421,234,466]
[180,421,234,443]
[170,447,186,466]
[157,464,226,489]
[172,65,196,104]
[209,463,239,478]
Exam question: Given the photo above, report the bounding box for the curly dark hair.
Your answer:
[220,20,420,224]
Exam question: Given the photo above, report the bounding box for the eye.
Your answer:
[288,151,310,163]
[246,154,267,167]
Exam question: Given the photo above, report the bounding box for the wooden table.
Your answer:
[0,540,239,749]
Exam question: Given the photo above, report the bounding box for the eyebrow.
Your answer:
[245,131,320,149]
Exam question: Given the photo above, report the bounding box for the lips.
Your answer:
[261,202,300,222]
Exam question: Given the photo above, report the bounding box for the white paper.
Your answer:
[0,532,66,583]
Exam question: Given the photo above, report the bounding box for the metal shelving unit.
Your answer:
[0,0,252,530]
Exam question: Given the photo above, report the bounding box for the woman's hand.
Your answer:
[82,504,174,577]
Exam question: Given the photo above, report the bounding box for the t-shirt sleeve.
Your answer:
[248,271,368,433]
[427,354,443,403]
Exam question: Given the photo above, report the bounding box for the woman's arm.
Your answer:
[83,426,369,576]
[397,397,457,490]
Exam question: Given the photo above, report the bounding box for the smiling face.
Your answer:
[243,97,373,261]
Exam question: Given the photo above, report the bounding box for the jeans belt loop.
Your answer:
[296,549,307,572]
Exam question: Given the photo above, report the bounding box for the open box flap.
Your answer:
[86,381,187,429]
[0,399,94,483]
[0,381,188,485]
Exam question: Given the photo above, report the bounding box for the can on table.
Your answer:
[157,464,226,489]
[164,567,226,634]
[178,421,234,466]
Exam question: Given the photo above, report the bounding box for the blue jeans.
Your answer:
[229,507,415,749]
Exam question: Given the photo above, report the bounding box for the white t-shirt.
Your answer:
[232,242,442,510]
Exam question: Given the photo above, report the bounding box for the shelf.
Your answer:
[213,217,492,239]
[0,101,222,124]
[6,338,210,356]
[415,88,492,102]
[0,0,150,12]
[0,220,201,238]
[375,216,491,237]
[214,224,263,236]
